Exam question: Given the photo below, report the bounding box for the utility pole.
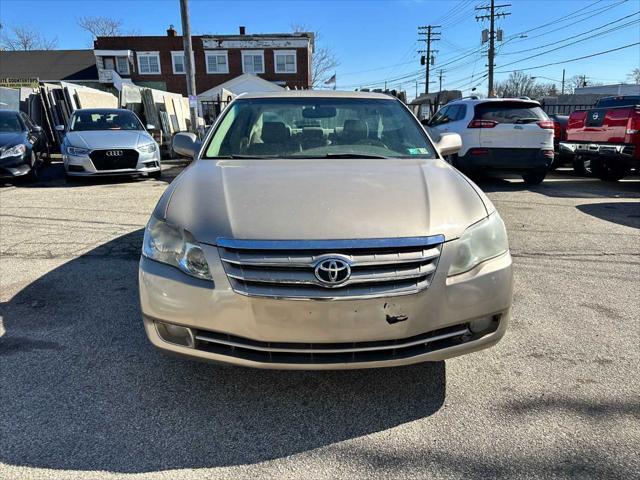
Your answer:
[561,68,565,94]
[179,0,198,134]
[438,69,444,92]
[476,1,511,97]
[418,25,440,95]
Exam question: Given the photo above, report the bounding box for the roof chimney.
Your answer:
[167,25,177,37]
[239,26,246,35]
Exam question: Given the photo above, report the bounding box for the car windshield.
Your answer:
[70,110,144,131]
[204,97,436,159]
[0,111,24,133]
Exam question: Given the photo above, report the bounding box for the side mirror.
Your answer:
[434,132,462,157]
[33,125,43,133]
[55,125,65,132]
[172,132,199,159]
[146,124,156,130]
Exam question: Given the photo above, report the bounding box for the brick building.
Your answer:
[93,26,314,96]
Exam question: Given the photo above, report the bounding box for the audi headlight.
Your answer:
[142,216,212,280]
[448,213,509,276]
[67,146,90,156]
[138,143,157,154]
[0,144,26,159]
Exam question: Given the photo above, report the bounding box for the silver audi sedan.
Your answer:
[139,91,513,370]
[60,108,161,178]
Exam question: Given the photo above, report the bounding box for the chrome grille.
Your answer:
[217,236,444,300]
[194,322,471,364]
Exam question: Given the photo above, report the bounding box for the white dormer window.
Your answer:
[171,51,185,74]
[137,51,161,74]
[116,56,130,75]
[274,50,297,74]
[242,50,264,74]
[205,50,229,74]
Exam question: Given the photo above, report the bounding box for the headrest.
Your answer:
[342,119,368,141]
[301,127,325,139]
[262,122,289,144]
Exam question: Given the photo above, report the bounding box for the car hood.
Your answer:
[0,132,26,149]
[64,130,153,149]
[162,158,491,244]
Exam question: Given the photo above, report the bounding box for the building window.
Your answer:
[274,50,297,74]
[205,50,229,74]
[116,56,130,75]
[171,51,185,74]
[137,51,161,74]
[242,50,264,74]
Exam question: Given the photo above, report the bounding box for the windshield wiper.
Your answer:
[514,118,540,124]
[211,154,280,159]
[319,153,391,159]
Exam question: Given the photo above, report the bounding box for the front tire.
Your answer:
[522,170,546,185]
[149,168,162,179]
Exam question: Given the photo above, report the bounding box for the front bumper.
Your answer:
[63,149,161,176]
[0,153,31,177]
[560,142,639,166]
[456,148,553,173]
[139,240,513,370]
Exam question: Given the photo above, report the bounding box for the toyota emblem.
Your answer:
[106,150,123,157]
[314,257,351,287]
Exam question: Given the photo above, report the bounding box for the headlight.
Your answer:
[448,213,509,276]
[67,146,90,156]
[138,143,157,153]
[0,144,26,159]
[142,216,212,280]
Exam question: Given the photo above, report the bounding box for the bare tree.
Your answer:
[291,24,339,88]
[77,16,124,38]
[628,68,640,85]
[0,24,58,50]
[494,71,557,100]
[77,16,139,45]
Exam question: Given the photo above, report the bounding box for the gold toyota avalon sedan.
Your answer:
[139,91,513,370]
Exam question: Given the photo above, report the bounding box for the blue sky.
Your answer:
[1,0,639,98]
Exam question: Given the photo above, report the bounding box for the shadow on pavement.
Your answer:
[0,160,187,189]
[473,170,640,199]
[575,202,640,229]
[0,230,446,473]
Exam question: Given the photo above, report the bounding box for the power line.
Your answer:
[497,19,640,69]
[500,11,640,56]
[495,42,640,74]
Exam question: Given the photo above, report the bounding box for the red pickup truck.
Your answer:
[560,95,640,180]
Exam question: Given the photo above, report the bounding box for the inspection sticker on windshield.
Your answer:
[407,148,430,155]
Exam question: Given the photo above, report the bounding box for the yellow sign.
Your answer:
[0,77,39,88]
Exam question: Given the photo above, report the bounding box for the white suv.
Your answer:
[426,98,555,184]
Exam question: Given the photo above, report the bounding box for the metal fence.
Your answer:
[200,99,231,125]
[540,103,595,115]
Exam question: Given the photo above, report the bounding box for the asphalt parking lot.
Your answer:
[1,163,639,480]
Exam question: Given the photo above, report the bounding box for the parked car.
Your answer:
[139,91,513,370]
[548,113,570,169]
[0,110,48,180]
[426,97,555,184]
[560,95,640,181]
[59,108,161,178]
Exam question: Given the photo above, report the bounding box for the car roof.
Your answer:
[73,108,134,114]
[447,97,541,106]
[238,90,396,100]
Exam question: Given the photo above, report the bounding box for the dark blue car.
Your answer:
[0,110,48,180]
